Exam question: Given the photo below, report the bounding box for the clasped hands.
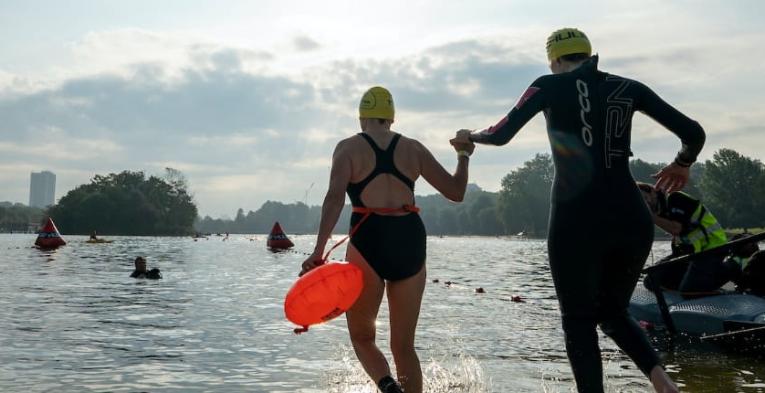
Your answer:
[450,129,475,155]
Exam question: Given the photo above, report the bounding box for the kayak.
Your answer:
[86,239,113,244]
[629,285,765,335]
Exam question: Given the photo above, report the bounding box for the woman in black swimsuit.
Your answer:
[301,86,474,393]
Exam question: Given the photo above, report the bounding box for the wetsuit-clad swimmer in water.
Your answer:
[452,28,705,393]
[130,256,162,279]
[301,86,474,393]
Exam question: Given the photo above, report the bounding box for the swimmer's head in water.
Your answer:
[134,256,147,272]
[546,28,591,61]
[359,86,394,121]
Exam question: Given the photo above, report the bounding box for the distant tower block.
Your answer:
[29,171,56,208]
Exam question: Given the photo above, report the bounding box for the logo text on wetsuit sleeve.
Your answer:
[576,79,593,147]
[515,87,540,110]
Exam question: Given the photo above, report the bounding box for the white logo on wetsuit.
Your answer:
[576,79,593,147]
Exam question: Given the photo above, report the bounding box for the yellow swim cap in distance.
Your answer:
[359,86,394,120]
[546,28,592,61]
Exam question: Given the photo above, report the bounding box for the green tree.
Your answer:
[47,169,197,235]
[700,148,765,228]
[0,202,45,232]
[497,153,554,236]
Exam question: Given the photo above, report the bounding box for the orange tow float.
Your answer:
[284,261,363,333]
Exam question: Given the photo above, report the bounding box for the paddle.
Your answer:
[643,231,765,274]
[652,284,677,334]
[700,321,765,341]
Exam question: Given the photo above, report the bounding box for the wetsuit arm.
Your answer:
[313,141,353,256]
[418,141,470,202]
[469,83,546,145]
[636,83,706,165]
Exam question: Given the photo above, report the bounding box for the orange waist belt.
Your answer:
[351,205,420,215]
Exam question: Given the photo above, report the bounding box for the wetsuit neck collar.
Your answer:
[575,54,599,73]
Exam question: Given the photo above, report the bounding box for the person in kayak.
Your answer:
[451,27,704,392]
[300,86,474,393]
[638,184,731,292]
[130,256,162,279]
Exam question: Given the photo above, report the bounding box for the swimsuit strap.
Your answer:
[347,133,415,207]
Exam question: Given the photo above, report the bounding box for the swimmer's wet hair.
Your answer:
[134,256,146,264]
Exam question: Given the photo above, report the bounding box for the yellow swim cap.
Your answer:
[546,28,592,61]
[359,86,394,120]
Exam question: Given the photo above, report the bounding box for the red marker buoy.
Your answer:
[35,217,66,249]
[267,222,294,250]
[284,261,364,333]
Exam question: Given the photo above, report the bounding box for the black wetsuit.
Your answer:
[346,133,426,281]
[471,56,705,391]
[130,268,162,279]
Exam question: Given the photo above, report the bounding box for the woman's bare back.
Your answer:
[345,131,422,209]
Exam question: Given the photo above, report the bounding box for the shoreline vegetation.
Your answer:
[2,149,764,236]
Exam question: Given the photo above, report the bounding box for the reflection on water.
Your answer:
[1,234,763,392]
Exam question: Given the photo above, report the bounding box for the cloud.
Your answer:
[2,29,764,216]
[293,35,321,52]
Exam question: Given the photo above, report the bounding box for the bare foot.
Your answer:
[649,365,679,393]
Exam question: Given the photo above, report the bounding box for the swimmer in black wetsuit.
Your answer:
[452,28,705,393]
[130,256,162,279]
[301,86,474,393]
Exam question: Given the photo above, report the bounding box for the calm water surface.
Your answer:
[1,234,763,392]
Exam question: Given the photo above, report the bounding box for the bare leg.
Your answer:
[387,264,426,393]
[650,366,679,393]
[345,244,390,385]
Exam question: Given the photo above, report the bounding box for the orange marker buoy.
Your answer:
[284,262,364,333]
[35,217,66,249]
[267,221,294,250]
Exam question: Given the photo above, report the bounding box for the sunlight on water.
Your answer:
[1,235,763,392]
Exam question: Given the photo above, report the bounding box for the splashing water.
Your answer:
[322,345,489,393]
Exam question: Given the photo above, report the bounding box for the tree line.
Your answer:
[46,169,198,236]
[4,148,760,236]
[197,148,765,237]
[195,184,504,236]
[0,202,44,232]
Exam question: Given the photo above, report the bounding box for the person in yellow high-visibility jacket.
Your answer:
[638,183,735,292]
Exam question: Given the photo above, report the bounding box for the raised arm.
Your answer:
[468,81,547,145]
[300,140,352,276]
[418,140,473,202]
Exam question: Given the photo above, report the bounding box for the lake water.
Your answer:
[1,234,763,392]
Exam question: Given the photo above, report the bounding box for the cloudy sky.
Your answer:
[1,0,763,217]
